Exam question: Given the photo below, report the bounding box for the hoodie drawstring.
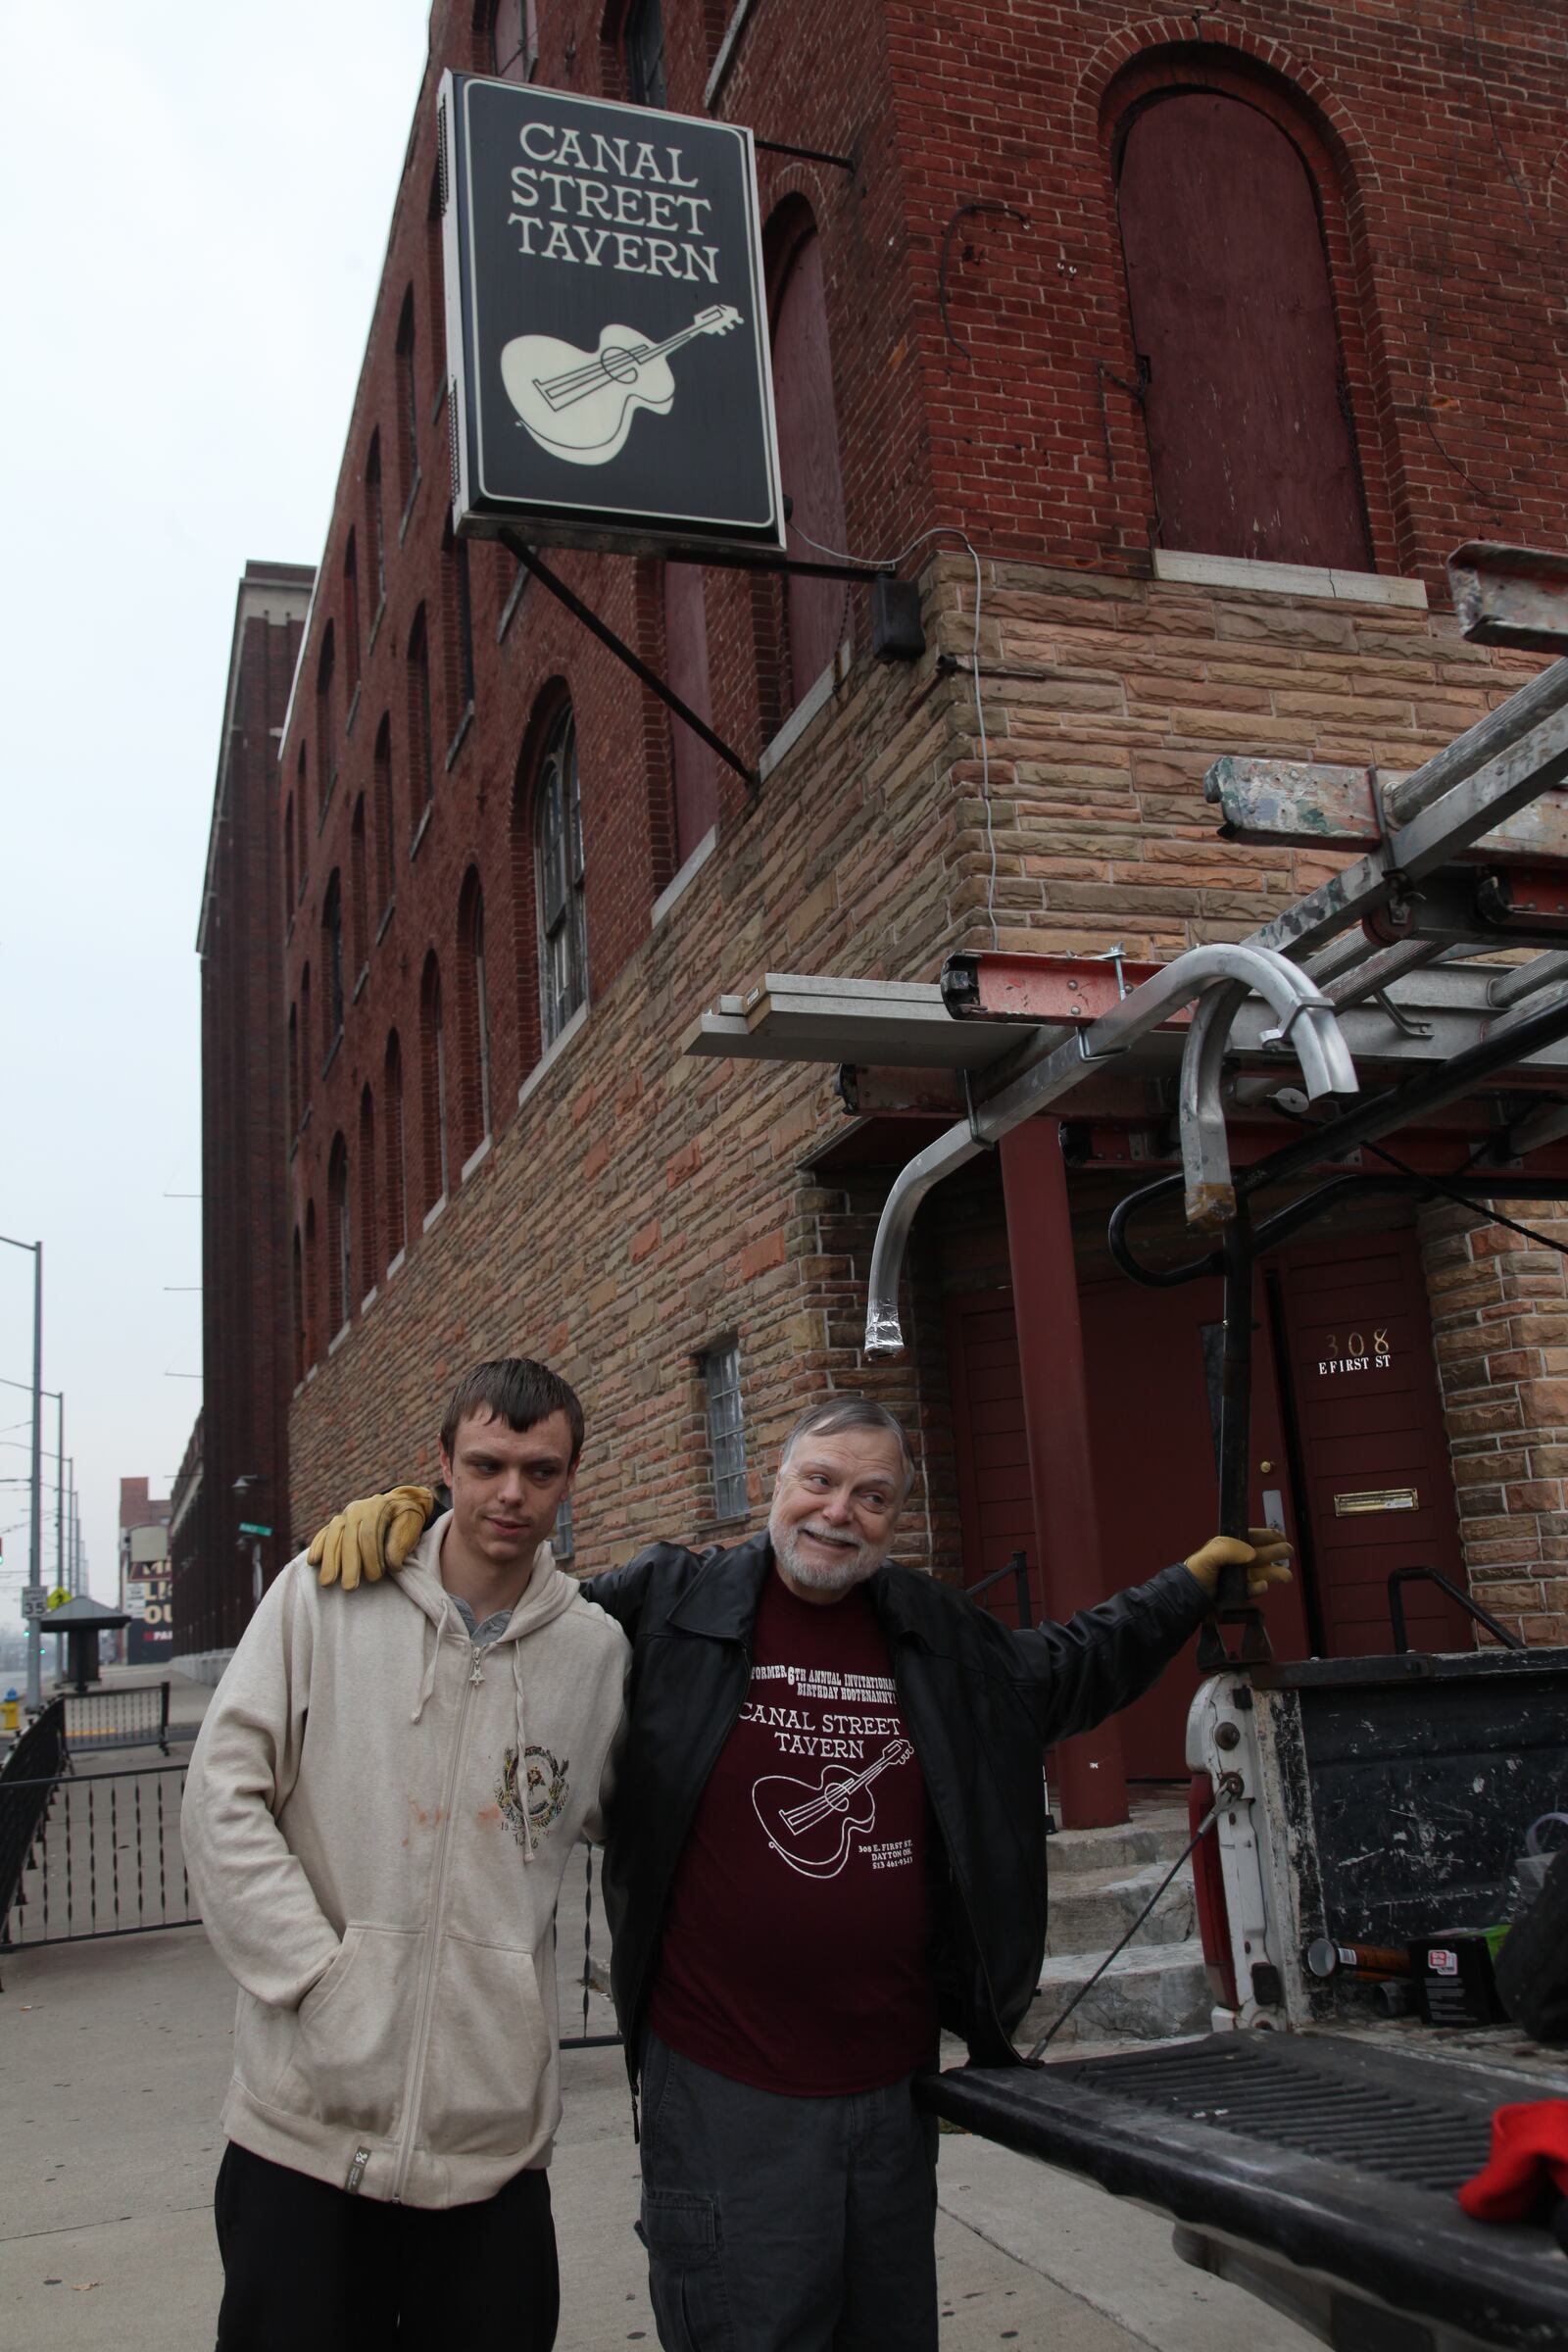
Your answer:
[412,1615,442,1725]
[512,1642,538,1864]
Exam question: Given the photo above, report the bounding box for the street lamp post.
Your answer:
[0,1235,43,1711]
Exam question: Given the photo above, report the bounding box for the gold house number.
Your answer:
[1318,1329,1393,1376]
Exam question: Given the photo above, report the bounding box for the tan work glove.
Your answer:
[308,1485,435,1591]
[1184,1528,1294,1601]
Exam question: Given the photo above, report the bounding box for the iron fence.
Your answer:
[0,1698,67,1936]
[2,1762,194,1951]
[62,1681,172,1755]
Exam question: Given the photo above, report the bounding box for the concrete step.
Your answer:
[1022,1936,1213,2049]
[1045,1857,1196,1956]
[1046,1807,1191,1879]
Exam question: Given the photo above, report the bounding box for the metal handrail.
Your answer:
[1388,1566,1524,1655]
[0,1698,67,1944]
[967,1548,1033,1629]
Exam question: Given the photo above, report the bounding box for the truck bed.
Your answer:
[923,2029,1568,2352]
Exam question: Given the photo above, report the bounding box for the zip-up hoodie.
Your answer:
[182,1514,628,2208]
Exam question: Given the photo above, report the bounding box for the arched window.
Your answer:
[489,0,534,78]
[284,790,297,914]
[287,1004,300,1134]
[663,562,718,862]
[623,0,666,106]
[350,797,368,979]
[291,1226,306,1383]
[320,871,344,1060]
[373,715,396,919]
[767,204,848,709]
[396,290,419,514]
[457,869,493,1162]
[1113,85,1370,570]
[533,707,587,1048]
[343,531,362,695]
[366,432,387,615]
[304,1199,319,1368]
[327,1134,351,1336]
[316,625,337,815]
[419,953,449,1210]
[358,1085,376,1302]
[299,964,313,1113]
[408,608,433,828]
[294,745,309,897]
[384,1030,408,1264]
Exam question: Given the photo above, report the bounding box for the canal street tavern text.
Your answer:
[439,74,785,557]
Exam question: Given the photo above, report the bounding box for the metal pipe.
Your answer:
[0,1235,43,1710]
[1179,982,1250,1226]
[865,943,1357,1352]
[1380,657,1568,828]
[1322,937,1445,1009]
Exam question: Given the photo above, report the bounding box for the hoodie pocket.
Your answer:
[417,1934,551,2158]
[277,1925,420,2134]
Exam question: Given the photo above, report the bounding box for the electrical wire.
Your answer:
[1269,1102,1568,1260]
[1028,1794,1223,2059]
[788,521,1000,948]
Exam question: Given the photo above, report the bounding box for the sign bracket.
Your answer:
[502,531,760,795]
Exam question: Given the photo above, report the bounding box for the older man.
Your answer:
[311,1394,1289,2352]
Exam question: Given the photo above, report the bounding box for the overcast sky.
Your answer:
[1,2,434,1619]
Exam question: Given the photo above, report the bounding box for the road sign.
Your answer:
[21,1588,47,1621]
[238,1522,273,1538]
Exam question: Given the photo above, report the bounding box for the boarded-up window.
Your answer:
[769,221,848,708]
[1116,91,1370,570]
[664,563,718,863]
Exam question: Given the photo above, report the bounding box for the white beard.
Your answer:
[770,1516,883,1595]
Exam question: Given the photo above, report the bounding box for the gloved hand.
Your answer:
[308,1486,435,1591]
[1184,1528,1294,1600]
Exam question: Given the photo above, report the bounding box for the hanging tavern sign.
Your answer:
[439,74,785,558]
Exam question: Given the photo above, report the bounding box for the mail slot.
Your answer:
[1333,1487,1419,1517]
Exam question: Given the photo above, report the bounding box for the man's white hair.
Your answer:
[777,1396,915,1501]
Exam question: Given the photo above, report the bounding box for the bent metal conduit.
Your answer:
[863,943,1357,1355]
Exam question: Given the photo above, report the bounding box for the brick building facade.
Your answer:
[176,564,313,1670]
[269,0,1564,1819]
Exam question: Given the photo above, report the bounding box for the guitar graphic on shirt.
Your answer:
[500,304,743,466]
[752,1739,914,1880]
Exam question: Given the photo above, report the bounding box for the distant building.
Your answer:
[177,564,314,1678]
[118,1477,172,1667]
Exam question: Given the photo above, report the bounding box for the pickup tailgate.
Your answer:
[924,2032,1568,2351]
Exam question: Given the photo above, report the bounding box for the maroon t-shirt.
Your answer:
[648,1568,939,2095]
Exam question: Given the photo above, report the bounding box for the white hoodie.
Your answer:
[182,1514,628,2207]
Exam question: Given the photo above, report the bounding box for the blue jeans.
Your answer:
[637,2032,940,2352]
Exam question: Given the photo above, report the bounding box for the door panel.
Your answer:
[1079,1274,1311,1779]
[946,1292,1037,1629]
[1274,1231,1471,1654]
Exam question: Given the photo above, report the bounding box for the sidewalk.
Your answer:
[0,1915,1313,2351]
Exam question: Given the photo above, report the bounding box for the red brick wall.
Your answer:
[270,1,1566,1626]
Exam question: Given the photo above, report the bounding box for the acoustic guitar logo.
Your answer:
[752,1738,914,1880]
[501,303,743,466]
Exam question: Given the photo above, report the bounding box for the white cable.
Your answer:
[789,521,1000,949]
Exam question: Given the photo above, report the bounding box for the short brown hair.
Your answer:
[439,1358,585,1463]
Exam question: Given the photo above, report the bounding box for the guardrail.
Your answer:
[61,1681,172,1755]
[1,1762,194,1951]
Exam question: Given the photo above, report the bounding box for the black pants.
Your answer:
[215,2140,560,2351]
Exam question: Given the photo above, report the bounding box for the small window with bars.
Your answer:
[703,1340,747,1520]
[551,1489,575,1562]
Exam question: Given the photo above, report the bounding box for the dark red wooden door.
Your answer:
[1273,1230,1472,1655]
[1078,1273,1311,1779]
[1116,91,1371,570]
[946,1287,1037,1626]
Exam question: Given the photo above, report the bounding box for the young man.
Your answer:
[183,1358,628,2352]
[312,1395,1290,2352]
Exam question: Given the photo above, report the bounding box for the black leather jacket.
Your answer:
[583,1534,1207,2078]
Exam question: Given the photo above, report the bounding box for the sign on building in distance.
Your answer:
[439,73,785,559]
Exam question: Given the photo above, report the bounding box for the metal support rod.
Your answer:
[56,1392,64,1598]
[1,1236,43,1711]
[1321,937,1445,1009]
[755,135,857,172]
[501,533,760,794]
[1198,1205,1273,1669]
